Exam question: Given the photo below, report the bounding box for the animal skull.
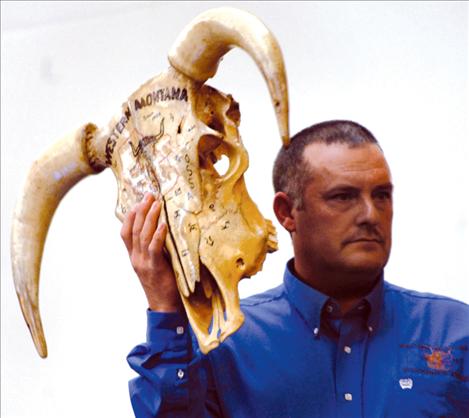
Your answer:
[11,7,289,357]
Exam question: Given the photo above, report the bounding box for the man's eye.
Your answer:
[374,191,391,201]
[331,193,354,201]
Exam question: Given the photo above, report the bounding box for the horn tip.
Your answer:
[16,290,48,358]
[30,322,48,358]
[37,343,48,358]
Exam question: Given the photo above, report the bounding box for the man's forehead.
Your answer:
[302,142,392,184]
[303,142,387,169]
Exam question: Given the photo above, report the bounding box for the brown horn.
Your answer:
[11,123,105,357]
[168,7,290,146]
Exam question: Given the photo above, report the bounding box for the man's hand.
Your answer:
[121,193,183,312]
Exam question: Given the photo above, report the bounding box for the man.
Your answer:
[122,121,469,417]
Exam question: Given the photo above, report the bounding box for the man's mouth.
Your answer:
[343,237,384,245]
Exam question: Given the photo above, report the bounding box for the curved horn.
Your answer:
[168,7,290,146]
[11,124,104,357]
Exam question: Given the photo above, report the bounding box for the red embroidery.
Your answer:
[424,349,453,371]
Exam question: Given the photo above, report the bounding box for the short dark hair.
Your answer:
[272,120,380,208]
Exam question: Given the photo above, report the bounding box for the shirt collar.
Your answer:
[283,260,329,333]
[283,259,384,335]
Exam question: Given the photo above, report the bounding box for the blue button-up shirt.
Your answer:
[128,263,469,417]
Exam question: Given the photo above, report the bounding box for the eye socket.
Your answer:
[213,154,229,177]
[198,134,222,169]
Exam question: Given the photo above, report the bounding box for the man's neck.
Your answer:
[291,260,382,315]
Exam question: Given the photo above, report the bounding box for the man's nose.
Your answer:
[356,196,380,226]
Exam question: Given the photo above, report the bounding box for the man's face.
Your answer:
[291,142,393,289]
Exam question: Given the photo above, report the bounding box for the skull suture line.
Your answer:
[11,7,289,357]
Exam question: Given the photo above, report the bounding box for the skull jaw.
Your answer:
[178,262,245,354]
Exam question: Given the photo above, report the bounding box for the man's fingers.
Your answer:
[132,193,155,252]
[141,200,162,249]
[149,223,168,261]
[121,209,136,254]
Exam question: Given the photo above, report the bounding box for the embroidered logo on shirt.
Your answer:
[424,348,453,371]
[399,343,469,382]
[399,378,413,390]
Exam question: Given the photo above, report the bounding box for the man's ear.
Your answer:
[273,192,296,233]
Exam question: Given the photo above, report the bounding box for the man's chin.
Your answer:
[341,245,389,269]
[341,254,388,275]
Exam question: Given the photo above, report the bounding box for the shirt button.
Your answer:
[344,345,352,354]
[326,305,333,313]
[368,325,374,333]
[177,369,185,379]
[176,326,184,335]
[344,393,353,401]
[313,327,319,336]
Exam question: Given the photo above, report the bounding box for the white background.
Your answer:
[2,2,468,417]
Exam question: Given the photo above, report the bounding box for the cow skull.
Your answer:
[11,7,289,357]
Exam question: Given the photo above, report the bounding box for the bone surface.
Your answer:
[11,7,289,357]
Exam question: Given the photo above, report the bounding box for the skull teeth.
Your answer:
[267,236,279,253]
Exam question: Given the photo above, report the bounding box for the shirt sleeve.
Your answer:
[127,310,222,418]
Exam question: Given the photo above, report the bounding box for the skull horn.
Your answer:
[168,7,290,146]
[11,124,104,357]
